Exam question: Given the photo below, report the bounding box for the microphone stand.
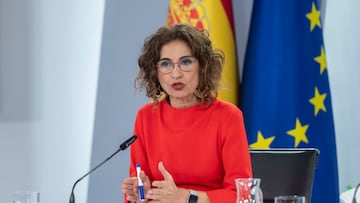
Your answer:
[69,135,137,203]
[353,183,360,203]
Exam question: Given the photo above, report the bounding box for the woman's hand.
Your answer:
[121,170,151,202]
[146,161,188,203]
[121,176,138,202]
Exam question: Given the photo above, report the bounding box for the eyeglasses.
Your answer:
[156,56,197,74]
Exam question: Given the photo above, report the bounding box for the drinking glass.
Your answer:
[274,195,305,203]
[235,178,263,203]
[13,191,40,203]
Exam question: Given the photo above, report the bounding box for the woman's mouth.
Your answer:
[171,82,185,90]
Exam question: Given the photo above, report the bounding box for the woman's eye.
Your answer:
[159,61,172,67]
[180,58,193,65]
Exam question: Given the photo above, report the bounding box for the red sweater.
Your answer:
[129,99,252,203]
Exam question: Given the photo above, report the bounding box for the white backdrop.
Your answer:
[0,0,104,202]
[0,1,359,203]
[324,0,360,192]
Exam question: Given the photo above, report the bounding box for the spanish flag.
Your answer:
[167,0,238,105]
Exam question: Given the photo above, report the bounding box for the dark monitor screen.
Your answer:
[250,148,319,203]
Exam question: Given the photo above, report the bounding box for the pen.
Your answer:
[136,163,145,201]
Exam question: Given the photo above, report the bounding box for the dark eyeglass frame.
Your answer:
[156,56,197,74]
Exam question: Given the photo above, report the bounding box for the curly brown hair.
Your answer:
[135,24,225,107]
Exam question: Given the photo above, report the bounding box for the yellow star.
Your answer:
[306,2,321,31]
[309,86,327,116]
[286,118,309,147]
[249,131,275,149]
[314,46,327,74]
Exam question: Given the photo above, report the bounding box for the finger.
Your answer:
[158,161,174,181]
[123,177,139,201]
[146,188,163,200]
[126,194,137,202]
[148,188,163,195]
[123,177,137,184]
[121,177,137,193]
[130,187,140,202]
[139,171,152,194]
[121,183,133,193]
[140,170,147,179]
[122,183,137,201]
[140,171,150,185]
[152,180,164,188]
[125,177,138,188]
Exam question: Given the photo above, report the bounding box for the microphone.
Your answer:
[69,135,137,203]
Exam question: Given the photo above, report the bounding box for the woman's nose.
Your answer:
[170,64,183,78]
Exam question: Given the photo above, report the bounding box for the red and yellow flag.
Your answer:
[167,0,239,105]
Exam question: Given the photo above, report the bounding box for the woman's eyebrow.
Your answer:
[159,55,192,61]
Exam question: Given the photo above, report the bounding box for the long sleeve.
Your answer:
[206,106,252,202]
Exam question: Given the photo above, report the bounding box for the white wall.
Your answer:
[86,1,167,202]
[324,0,360,192]
[0,0,104,203]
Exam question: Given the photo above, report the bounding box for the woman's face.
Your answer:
[157,40,200,107]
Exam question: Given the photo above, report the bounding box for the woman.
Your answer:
[121,24,252,203]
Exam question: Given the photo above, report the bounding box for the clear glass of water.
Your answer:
[235,178,263,203]
[274,195,305,203]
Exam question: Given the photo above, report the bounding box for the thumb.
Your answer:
[158,161,173,181]
[140,170,151,189]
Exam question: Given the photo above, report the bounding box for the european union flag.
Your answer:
[240,0,339,202]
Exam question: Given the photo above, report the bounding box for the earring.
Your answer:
[155,85,166,99]
[155,92,163,99]
[193,89,204,99]
[194,86,210,99]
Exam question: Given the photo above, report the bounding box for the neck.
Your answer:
[169,95,199,108]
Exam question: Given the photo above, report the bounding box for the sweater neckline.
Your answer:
[160,99,218,112]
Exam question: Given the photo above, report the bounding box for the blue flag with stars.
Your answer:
[240,0,339,202]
